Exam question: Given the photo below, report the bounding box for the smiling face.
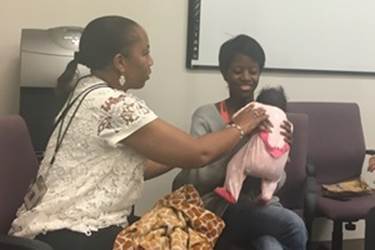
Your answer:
[122,27,154,89]
[225,53,260,102]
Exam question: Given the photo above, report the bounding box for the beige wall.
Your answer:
[1,0,374,241]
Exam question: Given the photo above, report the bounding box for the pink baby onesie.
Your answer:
[215,102,291,204]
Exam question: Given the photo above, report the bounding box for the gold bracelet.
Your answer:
[227,122,245,139]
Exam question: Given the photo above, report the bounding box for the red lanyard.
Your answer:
[218,101,231,124]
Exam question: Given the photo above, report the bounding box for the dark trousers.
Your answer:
[217,202,307,250]
[35,225,123,250]
[365,207,375,250]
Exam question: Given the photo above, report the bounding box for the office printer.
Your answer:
[19,26,88,158]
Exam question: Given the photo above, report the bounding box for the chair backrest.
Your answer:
[287,102,365,184]
[278,113,309,211]
[0,115,39,234]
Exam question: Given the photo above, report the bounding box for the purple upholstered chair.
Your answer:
[277,113,315,240]
[214,113,312,250]
[287,102,375,250]
[0,115,52,250]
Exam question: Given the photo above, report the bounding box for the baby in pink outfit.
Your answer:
[215,87,291,204]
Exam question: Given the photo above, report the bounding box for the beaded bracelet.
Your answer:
[227,122,245,139]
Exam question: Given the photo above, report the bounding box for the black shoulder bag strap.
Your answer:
[24,82,107,210]
[48,82,107,170]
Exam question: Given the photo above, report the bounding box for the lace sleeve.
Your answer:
[97,93,157,146]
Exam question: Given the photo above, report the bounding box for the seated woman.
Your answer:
[173,34,307,250]
[8,16,266,250]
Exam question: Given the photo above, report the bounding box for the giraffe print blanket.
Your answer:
[113,185,225,250]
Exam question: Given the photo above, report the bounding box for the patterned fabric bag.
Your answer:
[113,185,225,250]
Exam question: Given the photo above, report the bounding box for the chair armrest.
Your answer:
[366,149,375,155]
[304,160,317,238]
[0,234,53,250]
[306,156,316,177]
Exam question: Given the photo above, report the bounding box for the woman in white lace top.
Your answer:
[9,16,270,250]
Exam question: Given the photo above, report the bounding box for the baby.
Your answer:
[215,86,291,204]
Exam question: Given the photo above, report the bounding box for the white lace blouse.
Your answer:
[9,76,157,238]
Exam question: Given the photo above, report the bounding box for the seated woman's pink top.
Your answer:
[215,102,291,204]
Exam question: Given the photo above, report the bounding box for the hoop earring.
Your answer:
[119,75,126,87]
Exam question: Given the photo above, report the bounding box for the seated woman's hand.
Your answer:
[280,120,293,146]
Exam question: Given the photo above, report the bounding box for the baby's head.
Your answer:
[256,86,287,111]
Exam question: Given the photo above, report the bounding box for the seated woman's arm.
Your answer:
[143,160,173,180]
[141,106,268,180]
[368,156,375,172]
[123,118,255,169]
